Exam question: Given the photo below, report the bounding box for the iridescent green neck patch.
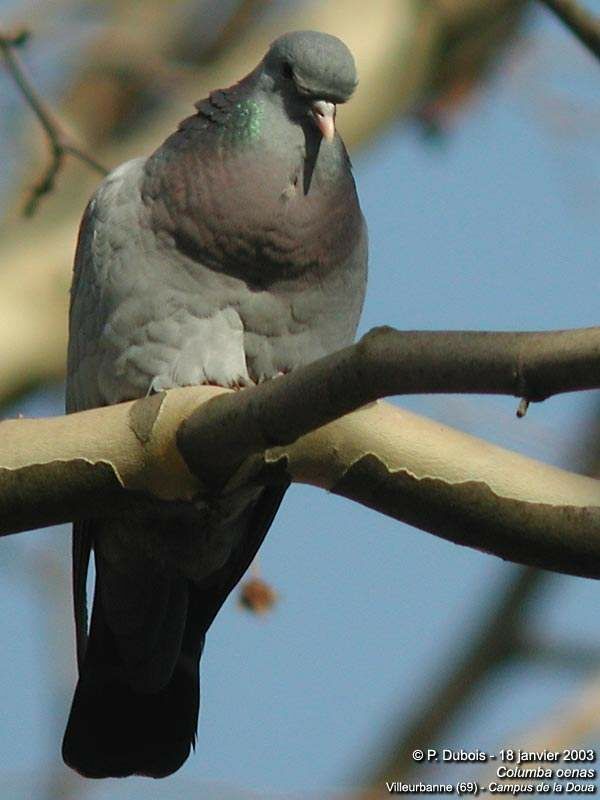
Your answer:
[220,100,264,147]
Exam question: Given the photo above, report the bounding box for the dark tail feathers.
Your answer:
[62,582,204,779]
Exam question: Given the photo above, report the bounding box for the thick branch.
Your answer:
[0,386,216,534]
[179,326,600,484]
[2,326,600,578]
[255,402,600,579]
[539,0,600,61]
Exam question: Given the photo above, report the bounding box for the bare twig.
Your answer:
[0,26,108,215]
[539,0,600,61]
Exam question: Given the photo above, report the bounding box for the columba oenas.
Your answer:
[62,30,368,778]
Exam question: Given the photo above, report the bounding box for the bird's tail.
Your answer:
[62,575,204,779]
[62,485,287,778]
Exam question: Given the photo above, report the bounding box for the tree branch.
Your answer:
[3,326,600,579]
[179,325,600,484]
[0,26,108,215]
[538,0,600,61]
[261,401,600,579]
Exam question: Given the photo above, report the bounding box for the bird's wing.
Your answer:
[67,158,149,668]
[66,157,254,667]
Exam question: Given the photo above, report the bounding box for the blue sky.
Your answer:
[0,3,599,798]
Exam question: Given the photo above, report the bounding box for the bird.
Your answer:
[62,30,368,779]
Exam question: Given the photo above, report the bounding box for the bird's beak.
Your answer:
[311,100,336,143]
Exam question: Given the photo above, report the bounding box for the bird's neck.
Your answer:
[192,78,347,181]
[141,84,360,284]
[191,70,267,150]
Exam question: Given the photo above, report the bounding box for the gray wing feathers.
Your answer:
[67,159,252,411]
[67,159,254,666]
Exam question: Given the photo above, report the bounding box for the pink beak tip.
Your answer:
[311,100,336,143]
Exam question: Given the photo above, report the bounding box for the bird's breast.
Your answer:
[145,142,363,287]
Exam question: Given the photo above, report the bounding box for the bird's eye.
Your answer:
[281,61,294,80]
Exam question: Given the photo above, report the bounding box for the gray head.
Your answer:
[262,31,358,143]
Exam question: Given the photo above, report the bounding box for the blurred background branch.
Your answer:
[539,0,600,60]
[358,567,550,797]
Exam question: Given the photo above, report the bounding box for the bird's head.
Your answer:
[262,30,358,143]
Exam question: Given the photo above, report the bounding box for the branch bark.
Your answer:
[179,325,600,483]
[3,326,600,579]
